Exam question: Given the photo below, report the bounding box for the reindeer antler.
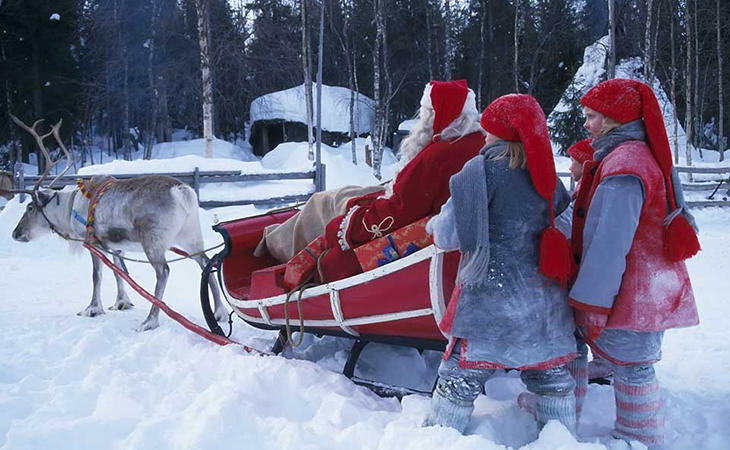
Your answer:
[47,118,74,188]
[9,114,61,193]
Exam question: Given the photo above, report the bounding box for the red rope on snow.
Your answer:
[83,242,269,355]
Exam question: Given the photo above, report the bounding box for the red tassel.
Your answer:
[664,214,700,261]
[539,227,576,286]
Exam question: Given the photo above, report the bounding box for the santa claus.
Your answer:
[256,80,484,283]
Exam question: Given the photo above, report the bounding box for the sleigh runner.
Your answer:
[200,209,461,392]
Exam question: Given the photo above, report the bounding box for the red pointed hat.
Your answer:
[481,93,575,284]
[422,80,470,136]
[567,139,595,164]
[581,78,672,182]
[581,78,700,260]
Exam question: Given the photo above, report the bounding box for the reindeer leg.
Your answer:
[109,251,134,311]
[78,252,105,317]
[193,254,227,322]
[137,242,168,332]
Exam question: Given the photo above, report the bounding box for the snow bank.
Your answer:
[250,84,375,135]
[2,196,729,448]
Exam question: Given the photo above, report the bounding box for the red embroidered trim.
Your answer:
[457,339,578,370]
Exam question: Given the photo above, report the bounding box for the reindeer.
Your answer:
[3,116,227,331]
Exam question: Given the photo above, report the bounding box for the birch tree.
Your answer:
[669,0,680,163]
[607,0,616,78]
[301,0,314,160]
[145,0,161,160]
[195,0,214,158]
[513,0,521,92]
[443,0,453,80]
[717,0,725,161]
[477,0,486,109]
[371,0,384,180]
[315,0,324,190]
[643,0,654,83]
[684,0,693,174]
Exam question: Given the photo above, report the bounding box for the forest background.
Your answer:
[0,0,727,175]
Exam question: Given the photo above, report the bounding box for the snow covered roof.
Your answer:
[250,84,375,134]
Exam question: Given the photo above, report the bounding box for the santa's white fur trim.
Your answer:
[337,204,360,251]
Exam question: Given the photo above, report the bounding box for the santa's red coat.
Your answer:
[570,140,698,331]
[319,132,485,282]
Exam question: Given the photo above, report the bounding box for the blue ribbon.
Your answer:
[72,209,87,226]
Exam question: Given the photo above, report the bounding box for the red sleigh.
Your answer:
[200,208,461,395]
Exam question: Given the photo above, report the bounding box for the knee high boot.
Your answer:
[423,388,476,434]
[612,365,665,449]
[567,339,589,421]
[522,366,577,435]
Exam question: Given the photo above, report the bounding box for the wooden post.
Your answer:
[193,166,201,202]
[14,162,24,202]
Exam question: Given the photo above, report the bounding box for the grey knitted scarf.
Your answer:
[592,120,647,161]
[450,142,505,288]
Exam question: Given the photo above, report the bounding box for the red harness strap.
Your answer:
[84,242,269,353]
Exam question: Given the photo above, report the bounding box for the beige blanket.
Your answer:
[255,185,384,263]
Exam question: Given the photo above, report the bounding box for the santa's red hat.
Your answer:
[421,80,475,137]
[481,93,574,284]
[567,139,594,164]
[581,78,699,260]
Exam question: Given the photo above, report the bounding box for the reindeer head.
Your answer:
[1,116,73,242]
[12,189,59,242]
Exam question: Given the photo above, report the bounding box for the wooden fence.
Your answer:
[12,162,325,208]
[558,165,730,208]
[11,162,729,209]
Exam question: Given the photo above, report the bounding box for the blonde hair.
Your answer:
[600,116,623,136]
[496,141,527,169]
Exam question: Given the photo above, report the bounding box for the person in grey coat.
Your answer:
[422,94,578,437]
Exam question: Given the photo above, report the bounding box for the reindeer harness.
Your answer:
[75,177,117,244]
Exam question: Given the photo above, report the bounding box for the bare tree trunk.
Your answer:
[669,0,679,163]
[0,37,19,165]
[158,73,172,142]
[478,0,486,109]
[114,0,131,161]
[693,0,701,156]
[353,48,361,164]
[718,0,725,161]
[31,37,44,173]
[145,0,161,160]
[301,0,314,160]
[425,0,433,80]
[684,0,693,176]
[315,0,324,190]
[643,0,654,82]
[195,0,214,158]
[513,0,521,92]
[344,4,357,165]
[380,0,392,169]
[443,0,453,80]
[371,0,383,180]
[650,0,661,86]
[607,0,616,78]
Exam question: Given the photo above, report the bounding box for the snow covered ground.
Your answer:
[1,139,729,449]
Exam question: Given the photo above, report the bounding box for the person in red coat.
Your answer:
[318,80,485,282]
[569,79,700,448]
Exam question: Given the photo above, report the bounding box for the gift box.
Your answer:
[354,217,433,272]
[283,235,327,289]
